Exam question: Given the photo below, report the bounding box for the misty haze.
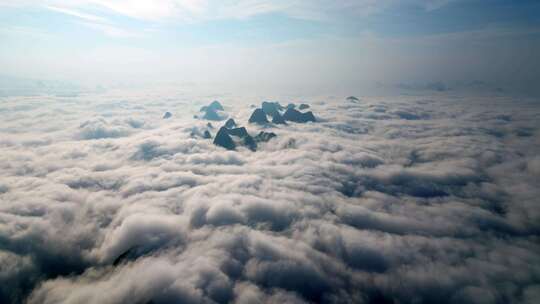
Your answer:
[1,1,540,304]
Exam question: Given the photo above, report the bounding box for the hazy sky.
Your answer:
[1,0,539,94]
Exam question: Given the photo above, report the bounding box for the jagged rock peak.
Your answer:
[272,112,287,125]
[201,100,224,112]
[254,131,277,143]
[224,118,237,129]
[202,108,223,121]
[243,134,257,151]
[213,126,257,151]
[283,108,316,123]
[346,96,359,102]
[213,127,235,150]
[248,108,269,124]
[227,127,249,138]
[262,101,283,117]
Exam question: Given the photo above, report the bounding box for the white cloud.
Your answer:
[45,5,107,23]
[86,0,206,21]
[41,3,147,37]
[0,87,539,303]
[78,21,146,37]
[2,0,459,22]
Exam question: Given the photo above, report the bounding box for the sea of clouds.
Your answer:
[0,87,539,303]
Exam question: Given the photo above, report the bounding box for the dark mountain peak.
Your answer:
[227,127,249,138]
[248,108,269,124]
[272,111,287,124]
[282,108,296,120]
[213,127,236,150]
[228,127,256,151]
[202,100,223,111]
[243,134,257,151]
[213,126,258,151]
[200,101,225,118]
[299,104,310,110]
[225,118,237,129]
[163,112,172,119]
[202,108,224,121]
[283,108,316,123]
[254,131,277,143]
[209,100,224,110]
[262,101,281,117]
[303,111,316,122]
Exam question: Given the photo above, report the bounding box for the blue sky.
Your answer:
[1,0,539,94]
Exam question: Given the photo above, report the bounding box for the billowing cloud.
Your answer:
[0,90,539,303]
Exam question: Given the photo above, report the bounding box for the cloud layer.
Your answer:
[0,89,539,303]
